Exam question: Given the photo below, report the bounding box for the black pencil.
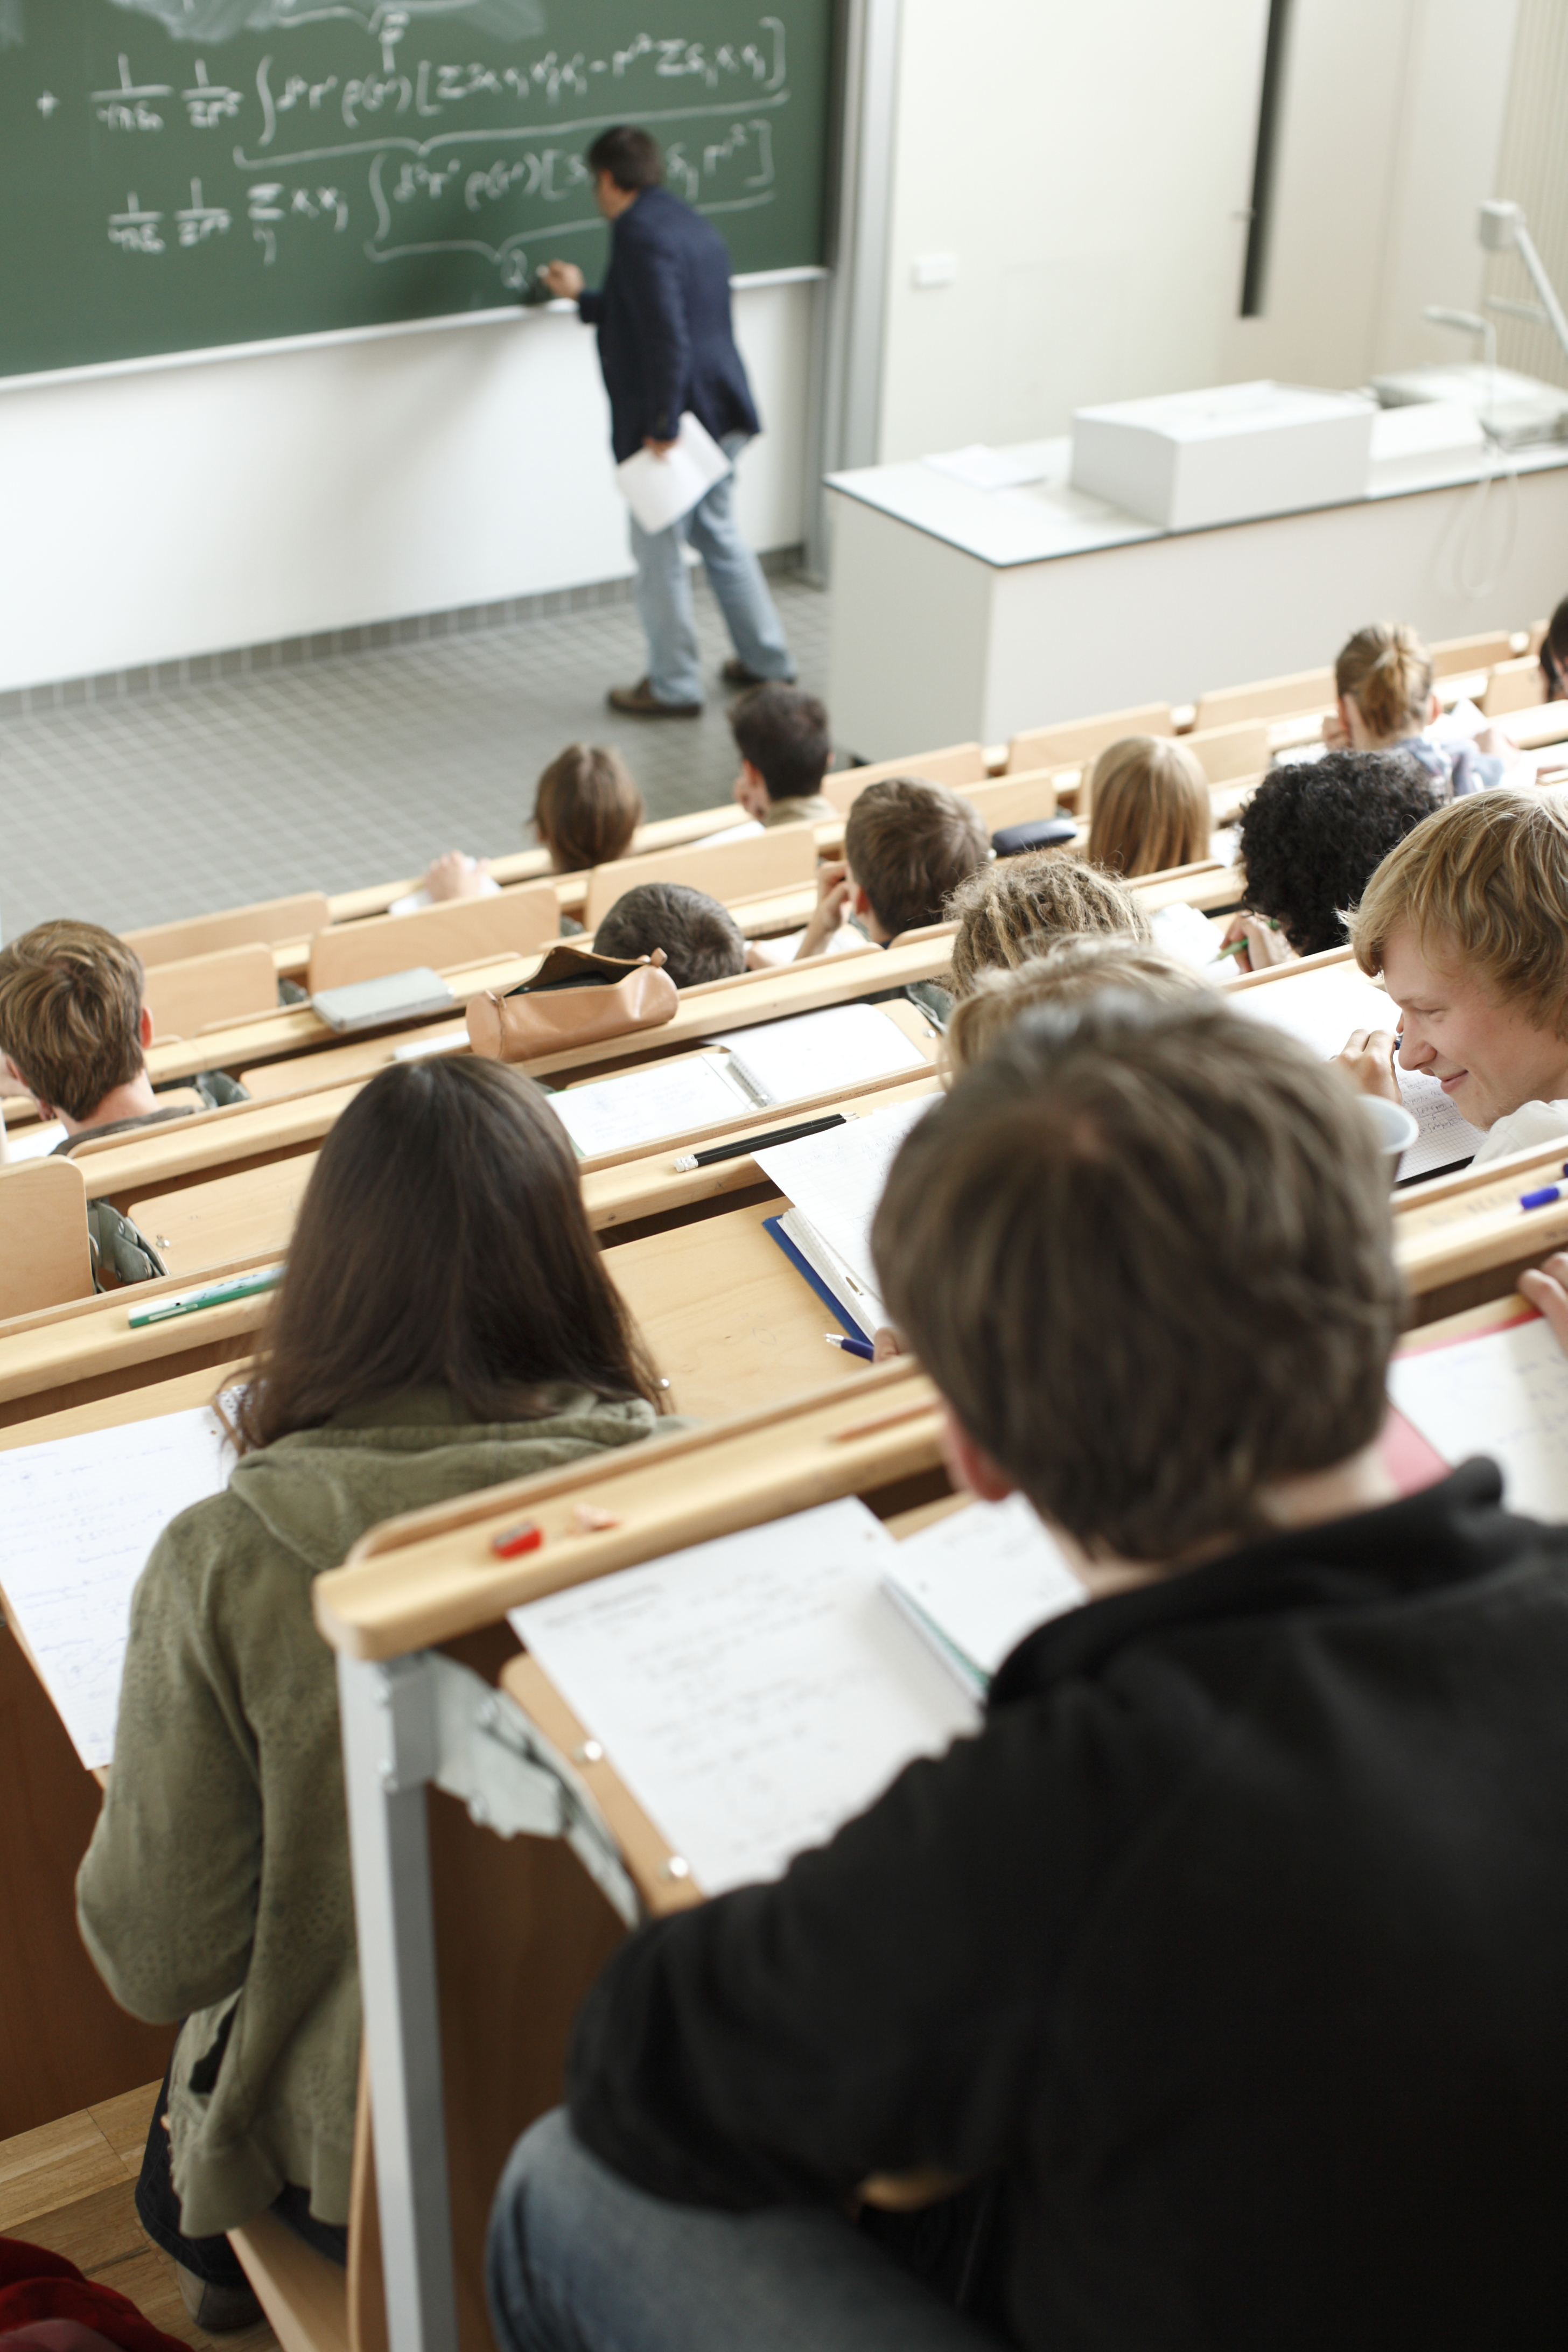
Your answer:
[674,1112,848,1170]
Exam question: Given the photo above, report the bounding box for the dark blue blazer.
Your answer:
[578,186,760,465]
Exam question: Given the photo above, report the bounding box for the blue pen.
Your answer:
[1521,1184,1567,1210]
[824,1332,876,1362]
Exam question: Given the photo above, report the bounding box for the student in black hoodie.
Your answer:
[487,993,1568,2352]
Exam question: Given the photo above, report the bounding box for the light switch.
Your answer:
[911,253,957,289]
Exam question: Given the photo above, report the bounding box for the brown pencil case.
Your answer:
[465,944,678,1061]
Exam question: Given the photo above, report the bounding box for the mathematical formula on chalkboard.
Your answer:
[0,0,830,376]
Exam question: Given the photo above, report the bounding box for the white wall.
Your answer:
[876,0,1522,461]
[1219,0,1520,388]
[0,279,813,697]
[876,0,1271,461]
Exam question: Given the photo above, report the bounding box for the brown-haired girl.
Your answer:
[78,1057,678,2329]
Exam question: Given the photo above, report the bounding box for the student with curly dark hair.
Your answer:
[1223,751,1439,967]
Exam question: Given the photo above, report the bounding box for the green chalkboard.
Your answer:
[0,0,832,379]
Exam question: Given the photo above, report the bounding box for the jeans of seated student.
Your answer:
[630,433,795,706]
[136,2064,348,2287]
[485,2110,1006,2352]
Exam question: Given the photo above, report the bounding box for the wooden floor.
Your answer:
[0,2078,278,2351]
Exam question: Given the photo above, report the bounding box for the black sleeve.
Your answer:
[578,288,604,324]
[568,1706,1088,2210]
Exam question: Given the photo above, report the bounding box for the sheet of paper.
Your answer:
[391,1024,472,1062]
[1392,1066,1487,1181]
[548,1054,749,1158]
[0,1407,234,1769]
[923,444,1049,491]
[709,1004,929,1104]
[3,1119,67,1161]
[1149,900,1223,969]
[1229,966,1394,1060]
[754,1097,933,1327]
[883,1494,1084,1689]
[615,411,731,534]
[389,866,502,917]
[510,1497,978,1894]
[690,818,765,849]
[1389,1315,1568,1521]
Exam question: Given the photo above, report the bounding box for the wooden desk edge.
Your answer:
[313,1363,943,1661]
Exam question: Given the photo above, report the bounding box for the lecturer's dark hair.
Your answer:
[587,125,664,191]
[233,1059,663,1450]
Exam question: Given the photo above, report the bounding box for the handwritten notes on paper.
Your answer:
[0,1408,232,1769]
[1391,1067,1488,1181]
[549,1055,748,1159]
[1389,1315,1568,1521]
[511,1498,978,1894]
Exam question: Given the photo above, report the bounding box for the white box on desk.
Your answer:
[1069,381,1376,530]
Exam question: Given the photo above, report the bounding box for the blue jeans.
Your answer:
[485,2110,1000,2352]
[630,433,795,705]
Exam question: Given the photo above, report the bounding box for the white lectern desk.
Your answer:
[824,434,1568,760]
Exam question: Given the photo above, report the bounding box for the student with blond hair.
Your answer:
[79,1057,681,2333]
[489,992,1568,2351]
[944,855,1149,998]
[1084,735,1210,878]
[1326,622,1504,797]
[944,933,1203,1073]
[1337,788,1568,1163]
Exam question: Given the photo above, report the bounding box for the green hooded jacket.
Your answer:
[76,1385,683,2238]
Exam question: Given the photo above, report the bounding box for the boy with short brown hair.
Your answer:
[796,778,989,960]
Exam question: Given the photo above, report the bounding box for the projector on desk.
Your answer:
[1069,380,1376,531]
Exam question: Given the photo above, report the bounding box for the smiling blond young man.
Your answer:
[1337,788,1568,1163]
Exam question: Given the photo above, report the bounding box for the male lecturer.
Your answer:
[540,127,796,717]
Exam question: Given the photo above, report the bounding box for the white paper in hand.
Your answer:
[616,411,732,534]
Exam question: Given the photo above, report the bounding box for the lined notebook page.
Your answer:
[1389,1316,1568,1520]
[0,1408,233,1769]
[708,1004,929,1103]
[510,1497,978,1895]
[1391,1068,1487,1181]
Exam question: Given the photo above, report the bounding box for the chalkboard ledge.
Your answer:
[0,269,826,399]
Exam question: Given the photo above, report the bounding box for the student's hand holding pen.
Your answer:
[1335,1026,1402,1105]
[1218,912,1293,974]
[1520,1251,1568,1357]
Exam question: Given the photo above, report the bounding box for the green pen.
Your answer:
[129,1264,285,1328]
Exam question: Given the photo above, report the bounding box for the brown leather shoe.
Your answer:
[607,677,703,717]
[722,659,797,688]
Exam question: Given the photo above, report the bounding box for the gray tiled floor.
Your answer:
[0,572,830,940]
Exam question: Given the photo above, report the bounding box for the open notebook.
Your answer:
[1230,967,1487,1181]
[509,1493,1082,1896]
[0,1406,235,1769]
[753,1097,933,1344]
[1389,1310,1568,1520]
[547,1004,929,1161]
